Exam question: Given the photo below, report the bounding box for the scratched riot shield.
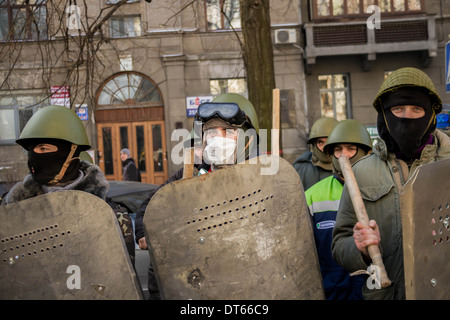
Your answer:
[0,190,143,300]
[143,156,324,299]
[401,158,450,300]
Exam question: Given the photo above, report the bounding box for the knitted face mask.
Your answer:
[331,146,367,176]
[27,140,80,185]
[311,143,333,171]
[377,87,435,160]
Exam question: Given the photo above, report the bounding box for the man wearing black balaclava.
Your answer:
[1,105,139,273]
[331,67,450,300]
[377,86,438,162]
[1,105,109,204]
[27,139,82,186]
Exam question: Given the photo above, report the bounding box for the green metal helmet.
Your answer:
[373,67,442,114]
[16,105,91,151]
[211,93,259,134]
[80,151,94,163]
[324,119,373,154]
[307,117,339,144]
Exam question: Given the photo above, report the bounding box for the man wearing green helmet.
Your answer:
[293,117,338,191]
[332,67,450,300]
[2,105,109,205]
[305,119,372,300]
[134,93,260,299]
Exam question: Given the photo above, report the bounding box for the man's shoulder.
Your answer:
[305,175,336,197]
[292,151,312,165]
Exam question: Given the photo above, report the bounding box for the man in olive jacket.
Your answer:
[331,67,450,300]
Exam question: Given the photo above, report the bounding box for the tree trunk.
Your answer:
[239,0,276,152]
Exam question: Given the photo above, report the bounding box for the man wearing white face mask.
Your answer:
[134,93,259,299]
[203,129,237,167]
[201,116,242,170]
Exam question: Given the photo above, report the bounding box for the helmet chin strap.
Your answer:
[48,144,79,185]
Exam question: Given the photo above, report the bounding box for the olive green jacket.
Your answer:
[331,130,450,300]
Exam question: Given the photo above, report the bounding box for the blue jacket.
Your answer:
[305,175,365,300]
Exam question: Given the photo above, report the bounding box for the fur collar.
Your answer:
[2,161,109,205]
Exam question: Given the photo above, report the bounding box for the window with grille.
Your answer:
[210,78,247,96]
[318,74,351,120]
[312,0,424,20]
[0,0,47,41]
[109,15,142,38]
[0,95,49,144]
[205,0,241,31]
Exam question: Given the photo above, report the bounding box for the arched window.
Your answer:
[97,72,162,106]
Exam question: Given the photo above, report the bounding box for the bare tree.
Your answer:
[0,0,277,146]
[0,0,129,110]
[239,0,276,150]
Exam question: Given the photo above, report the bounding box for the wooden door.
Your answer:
[97,121,168,184]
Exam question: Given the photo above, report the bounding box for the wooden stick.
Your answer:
[338,155,392,288]
[272,88,280,156]
[182,147,195,179]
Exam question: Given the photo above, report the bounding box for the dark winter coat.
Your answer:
[122,158,140,182]
[1,161,109,204]
[332,130,450,300]
[292,151,333,191]
[1,161,136,265]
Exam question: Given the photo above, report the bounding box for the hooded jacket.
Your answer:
[331,130,450,300]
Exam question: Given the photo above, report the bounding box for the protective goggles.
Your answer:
[195,102,246,127]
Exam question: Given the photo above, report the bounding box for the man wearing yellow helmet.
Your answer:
[2,105,109,204]
[332,67,450,300]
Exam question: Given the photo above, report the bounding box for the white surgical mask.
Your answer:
[203,136,236,165]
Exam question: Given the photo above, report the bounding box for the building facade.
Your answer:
[0,0,449,192]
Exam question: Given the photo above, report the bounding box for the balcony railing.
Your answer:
[304,15,437,65]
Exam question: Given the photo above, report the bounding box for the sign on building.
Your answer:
[186,96,213,117]
[366,125,379,139]
[76,104,88,121]
[51,86,70,108]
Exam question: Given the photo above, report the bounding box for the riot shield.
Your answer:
[144,156,324,299]
[0,190,143,300]
[401,158,450,300]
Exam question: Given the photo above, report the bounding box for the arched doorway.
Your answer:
[95,72,168,184]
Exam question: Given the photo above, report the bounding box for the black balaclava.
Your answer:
[377,87,436,161]
[27,139,81,185]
